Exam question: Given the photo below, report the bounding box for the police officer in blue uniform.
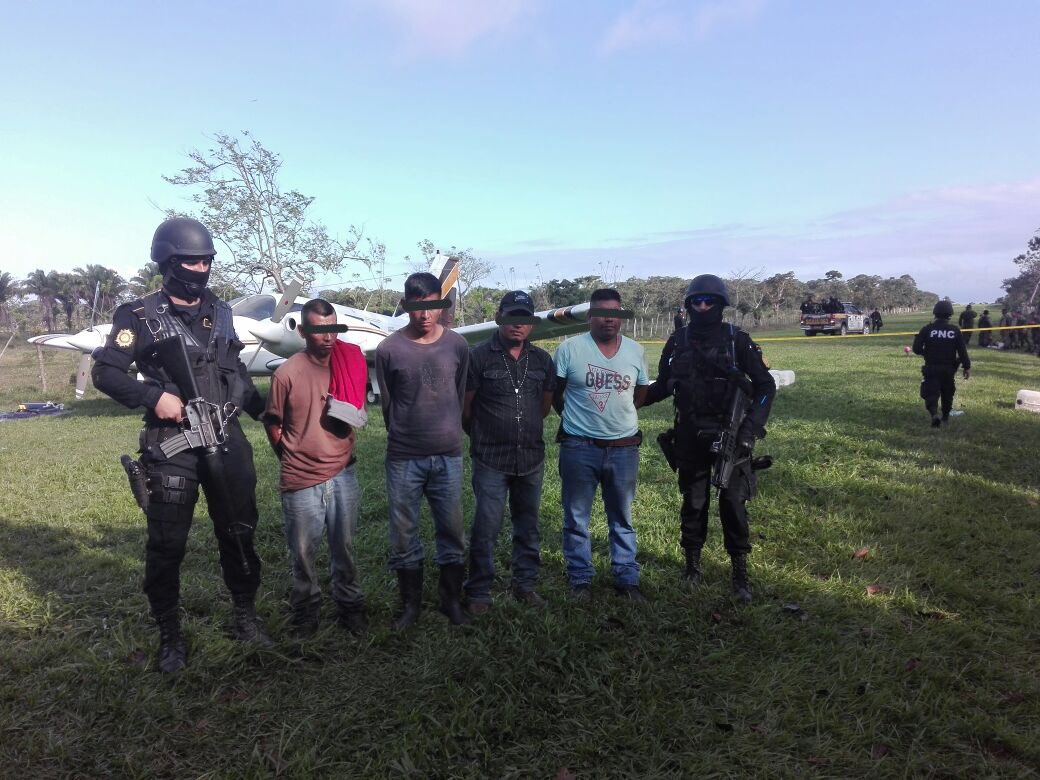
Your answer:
[644,275,775,604]
[92,217,271,673]
[912,300,971,427]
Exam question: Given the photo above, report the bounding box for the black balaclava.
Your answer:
[162,258,210,302]
[686,297,725,330]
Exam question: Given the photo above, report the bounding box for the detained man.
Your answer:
[265,299,369,636]
[375,273,471,628]
[553,288,649,602]
[462,291,556,614]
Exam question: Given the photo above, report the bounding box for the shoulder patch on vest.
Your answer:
[115,328,135,349]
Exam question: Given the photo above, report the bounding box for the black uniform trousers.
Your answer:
[140,421,261,616]
[920,365,956,416]
[677,442,755,556]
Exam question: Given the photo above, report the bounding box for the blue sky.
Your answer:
[2,0,1038,302]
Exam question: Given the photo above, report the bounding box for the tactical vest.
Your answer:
[135,291,246,407]
[668,324,738,424]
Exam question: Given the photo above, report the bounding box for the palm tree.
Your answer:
[21,269,60,331]
[53,272,88,330]
[73,265,128,318]
[0,271,16,328]
[129,262,163,298]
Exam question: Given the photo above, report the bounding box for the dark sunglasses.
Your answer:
[689,294,719,306]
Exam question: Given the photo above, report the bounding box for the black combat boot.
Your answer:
[438,563,469,626]
[393,567,423,630]
[231,595,274,647]
[291,597,321,639]
[730,554,753,605]
[682,547,704,587]
[155,610,187,674]
[336,600,369,636]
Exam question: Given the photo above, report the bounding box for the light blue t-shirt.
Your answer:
[555,333,649,439]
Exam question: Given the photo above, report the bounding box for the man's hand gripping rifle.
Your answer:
[710,372,772,492]
[121,335,252,574]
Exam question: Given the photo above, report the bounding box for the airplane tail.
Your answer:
[393,251,461,326]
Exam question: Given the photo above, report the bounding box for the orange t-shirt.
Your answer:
[265,351,361,492]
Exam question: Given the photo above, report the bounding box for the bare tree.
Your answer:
[163,131,382,294]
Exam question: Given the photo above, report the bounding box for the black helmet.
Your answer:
[684,274,730,307]
[933,300,954,318]
[150,217,216,266]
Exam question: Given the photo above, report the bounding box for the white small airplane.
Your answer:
[28,253,598,402]
[30,252,794,401]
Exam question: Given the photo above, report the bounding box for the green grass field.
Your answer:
[1,312,1038,778]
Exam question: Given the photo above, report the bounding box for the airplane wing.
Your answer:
[453,303,592,346]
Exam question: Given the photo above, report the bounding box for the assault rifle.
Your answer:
[151,335,251,574]
[710,374,772,491]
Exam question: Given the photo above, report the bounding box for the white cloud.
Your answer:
[370,0,537,57]
[691,0,766,40]
[483,178,1040,302]
[599,0,683,56]
[599,0,766,55]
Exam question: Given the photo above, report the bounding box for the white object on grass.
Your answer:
[1015,389,1040,413]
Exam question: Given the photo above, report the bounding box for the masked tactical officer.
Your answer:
[92,217,271,673]
[644,275,775,604]
[912,300,970,427]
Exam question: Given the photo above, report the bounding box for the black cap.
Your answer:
[499,290,534,316]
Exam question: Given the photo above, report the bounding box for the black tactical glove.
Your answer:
[737,421,760,453]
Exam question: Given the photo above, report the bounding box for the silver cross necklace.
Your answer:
[501,348,529,425]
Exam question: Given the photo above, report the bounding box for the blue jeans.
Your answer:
[385,456,465,569]
[559,439,641,587]
[280,464,362,609]
[465,460,544,603]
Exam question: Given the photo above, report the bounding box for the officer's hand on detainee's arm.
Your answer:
[154,392,184,423]
[963,368,971,379]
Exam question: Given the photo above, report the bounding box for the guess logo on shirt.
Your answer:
[584,363,633,412]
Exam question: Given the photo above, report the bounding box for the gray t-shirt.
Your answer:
[375,327,469,460]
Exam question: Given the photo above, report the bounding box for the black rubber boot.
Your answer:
[231,595,274,647]
[682,547,704,587]
[155,610,187,674]
[291,597,321,639]
[438,563,469,626]
[336,601,368,636]
[730,554,753,605]
[393,567,423,630]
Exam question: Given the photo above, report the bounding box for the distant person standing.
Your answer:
[1014,311,1029,350]
[997,309,1013,348]
[913,300,971,427]
[869,308,883,333]
[977,310,993,347]
[800,294,816,314]
[958,304,977,345]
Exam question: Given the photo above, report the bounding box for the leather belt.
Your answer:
[560,430,642,448]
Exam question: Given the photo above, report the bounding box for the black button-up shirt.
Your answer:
[467,331,556,475]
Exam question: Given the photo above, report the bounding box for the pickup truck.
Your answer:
[800,302,870,336]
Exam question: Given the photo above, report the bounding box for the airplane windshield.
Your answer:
[231,295,303,320]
